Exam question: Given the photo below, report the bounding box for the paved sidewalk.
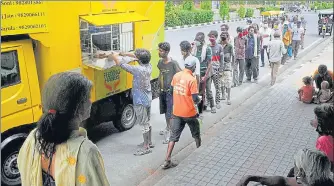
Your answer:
[153,42,333,186]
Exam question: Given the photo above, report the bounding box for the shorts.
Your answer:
[169,115,200,142]
[159,91,173,120]
[134,105,151,133]
[221,71,232,88]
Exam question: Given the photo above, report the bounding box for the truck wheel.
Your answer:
[1,139,24,186]
[114,104,136,132]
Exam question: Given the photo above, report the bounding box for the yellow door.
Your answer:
[1,46,33,132]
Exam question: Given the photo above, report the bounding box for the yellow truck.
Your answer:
[1,1,164,185]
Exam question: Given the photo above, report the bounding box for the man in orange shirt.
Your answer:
[162,55,201,169]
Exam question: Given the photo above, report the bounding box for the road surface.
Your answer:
[88,12,328,186]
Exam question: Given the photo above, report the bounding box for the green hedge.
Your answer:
[237,6,246,18]
[311,2,333,10]
[245,8,254,18]
[259,6,280,12]
[219,1,230,20]
[165,7,214,27]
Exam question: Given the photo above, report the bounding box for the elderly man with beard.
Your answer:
[157,42,182,144]
[191,32,216,113]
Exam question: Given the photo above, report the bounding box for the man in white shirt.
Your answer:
[259,20,272,67]
[292,21,304,60]
[179,41,200,85]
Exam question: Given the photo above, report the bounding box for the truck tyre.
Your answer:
[114,104,136,132]
[1,139,25,186]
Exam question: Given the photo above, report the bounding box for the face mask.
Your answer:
[274,25,278,29]
[238,33,243,37]
[209,38,216,43]
[195,41,201,46]
[264,24,268,28]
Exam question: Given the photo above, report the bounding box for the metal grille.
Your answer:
[79,20,134,63]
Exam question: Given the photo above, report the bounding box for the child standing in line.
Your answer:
[298,76,315,104]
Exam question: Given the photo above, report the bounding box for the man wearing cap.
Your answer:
[292,21,304,60]
[234,27,247,86]
[162,56,201,169]
[192,32,216,113]
[259,20,272,67]
[268,30,287,86]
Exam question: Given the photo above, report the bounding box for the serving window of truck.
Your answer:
[79,12,149,100]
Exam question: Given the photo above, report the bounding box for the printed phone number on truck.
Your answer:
[18,24,47,30]
[15,1,43,5]
[17,12,46,17]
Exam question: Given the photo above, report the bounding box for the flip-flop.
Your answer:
[137,142,155,148]
[161,160,178,170]
[162,139,169,144]
[134,148,152,156]
[159,130,165,135]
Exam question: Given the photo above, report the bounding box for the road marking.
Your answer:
[259,37,323,82]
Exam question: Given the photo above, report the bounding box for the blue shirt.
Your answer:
[120,63,152,107]
[246,36,255,59]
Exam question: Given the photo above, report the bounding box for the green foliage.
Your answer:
[259,6,280,12]
[237,6,246,18]
[245,8,254,18]
[165,5,214,27]
[182,0,194,11]
[311,1,333,10]
[219,1,230,20]
[200,1,212,10]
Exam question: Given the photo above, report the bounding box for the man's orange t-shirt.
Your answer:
[171,69,199,118]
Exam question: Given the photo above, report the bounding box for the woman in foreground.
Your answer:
[17,72,110,186]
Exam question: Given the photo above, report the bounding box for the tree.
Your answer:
[219,1,230,20]
[200,1,212,10]
[182,0,194,11]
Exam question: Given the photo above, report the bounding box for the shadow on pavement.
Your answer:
[87,122,119,143]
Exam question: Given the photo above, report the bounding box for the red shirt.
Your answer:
[299,85,314,103]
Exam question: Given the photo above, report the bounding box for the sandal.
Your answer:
[134,148,152,156]
[162,160,178,169]
[137,142,155,148]
[162,139,169,144]
[159,130,165,135]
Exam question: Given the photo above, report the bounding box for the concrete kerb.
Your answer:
[138,37,333,186]
[165,16,262,31]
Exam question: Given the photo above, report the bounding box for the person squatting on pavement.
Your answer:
[208,30,224,109]
[237,149,334,186]
[17,72,110,186]
[162,57,201,169]
[291,21,304,60]
[234,27,247,86]
[259,19,272,67]
[110,49,154,156]
[300,16,307,49]
[281,22,292,65]
[220,36,233,105]
[245,26,260,83]
[191,32,216,113]
[268,30,287,86]
[157,42,182,144]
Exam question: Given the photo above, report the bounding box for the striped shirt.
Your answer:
[120,63,152,107]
